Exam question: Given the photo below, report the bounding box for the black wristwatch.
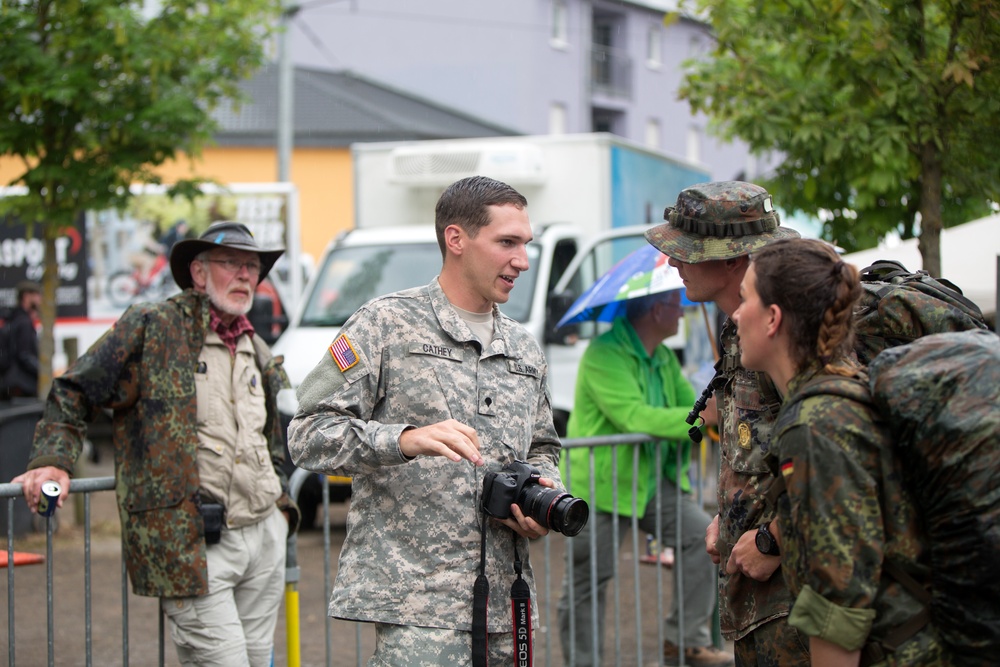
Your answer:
[755,523,780,556]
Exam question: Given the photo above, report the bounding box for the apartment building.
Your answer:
[287,0,766,181]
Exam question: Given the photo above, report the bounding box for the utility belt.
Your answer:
[197,494,226,545]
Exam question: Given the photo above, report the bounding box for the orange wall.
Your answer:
[0,146,354,262]
[154,147,354,262]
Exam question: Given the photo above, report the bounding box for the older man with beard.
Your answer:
[14,221,300,667]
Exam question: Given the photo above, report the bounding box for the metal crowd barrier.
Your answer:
[2,434,718,667]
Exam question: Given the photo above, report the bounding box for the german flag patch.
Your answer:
[780,458,794,479]
[329,334,359,372]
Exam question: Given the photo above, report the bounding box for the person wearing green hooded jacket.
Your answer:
[556,289,732,667]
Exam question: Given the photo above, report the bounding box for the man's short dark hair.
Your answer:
[16,280,41,302]
[434,176,528,257]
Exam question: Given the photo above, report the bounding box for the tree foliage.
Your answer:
[0,0,283,396]
[680,0,1000,274]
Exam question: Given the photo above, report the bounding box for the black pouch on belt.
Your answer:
[199,502,225,545]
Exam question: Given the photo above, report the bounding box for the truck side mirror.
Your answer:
[545,291,579,345]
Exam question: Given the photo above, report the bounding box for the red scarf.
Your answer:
[209,309,255,357]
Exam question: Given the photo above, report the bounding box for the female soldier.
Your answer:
[730,238,952,667]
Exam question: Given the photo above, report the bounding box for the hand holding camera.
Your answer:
[481,460,589,537]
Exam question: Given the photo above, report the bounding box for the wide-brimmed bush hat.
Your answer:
[645,181,799,263]
[170,221,284,290]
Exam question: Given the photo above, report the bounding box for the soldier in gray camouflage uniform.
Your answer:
[732,238,949,666]
[645,182,811,666]
[15,222,300,667]
[289,175,563,667]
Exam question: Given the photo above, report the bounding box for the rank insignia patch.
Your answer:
[329,334,359,372]
[738,422,752,450]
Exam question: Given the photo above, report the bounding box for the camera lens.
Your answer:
[519,485,589,537]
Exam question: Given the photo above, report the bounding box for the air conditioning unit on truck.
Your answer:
[271,133,710,526]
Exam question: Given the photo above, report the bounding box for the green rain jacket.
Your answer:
[28,289,298,598]
[561,317,696,517]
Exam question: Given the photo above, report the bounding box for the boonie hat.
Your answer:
[170,221,284,290]
[645,181,799,263]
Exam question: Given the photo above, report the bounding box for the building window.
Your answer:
[645,118,661,150]
[646,25,662,69]
[551,0,568,49]
[686,126,702,165]
[549,103,567,135]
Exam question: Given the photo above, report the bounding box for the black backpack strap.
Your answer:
[859,560,932,666]
[860,260,911,282]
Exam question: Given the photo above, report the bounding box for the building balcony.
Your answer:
[591,45,632,100]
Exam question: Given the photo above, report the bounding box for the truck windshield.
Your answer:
[299,242,540,327]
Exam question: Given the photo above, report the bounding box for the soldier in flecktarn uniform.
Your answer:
[645,181,811,666]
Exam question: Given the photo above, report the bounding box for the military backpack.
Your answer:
[853,259,988,365]
[773,330,1000,666]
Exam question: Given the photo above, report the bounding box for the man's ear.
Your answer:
[443,225,464,256]
[725,255,750,274]
[190,260,208,291]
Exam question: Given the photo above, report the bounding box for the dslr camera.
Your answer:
[481,460,589,536]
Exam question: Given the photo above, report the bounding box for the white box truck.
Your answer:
[275,131,709,421]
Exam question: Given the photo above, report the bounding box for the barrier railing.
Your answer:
[2,434,718,667]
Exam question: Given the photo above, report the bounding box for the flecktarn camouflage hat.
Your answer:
[645,181,799,263]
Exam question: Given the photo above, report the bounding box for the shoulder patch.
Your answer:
[329,334,359,372]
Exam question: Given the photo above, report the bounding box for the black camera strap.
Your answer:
[510,544,532,667]
[472,523,534,667]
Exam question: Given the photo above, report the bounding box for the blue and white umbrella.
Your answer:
[557,243,689,329]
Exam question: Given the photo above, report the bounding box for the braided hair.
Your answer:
[750,238,862,376]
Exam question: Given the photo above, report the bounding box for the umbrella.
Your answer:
[557,243,689,329]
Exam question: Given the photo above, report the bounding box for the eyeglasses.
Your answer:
[204,258,262,274]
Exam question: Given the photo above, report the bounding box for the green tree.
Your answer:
[680,0,1000,274]
[0,0,283,397]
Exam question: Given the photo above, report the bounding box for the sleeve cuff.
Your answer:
[788,584,876,651]
[375,423,416,464]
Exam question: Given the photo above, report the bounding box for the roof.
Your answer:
[212,64,519,147]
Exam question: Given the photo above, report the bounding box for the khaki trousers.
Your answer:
[161,509,287,667]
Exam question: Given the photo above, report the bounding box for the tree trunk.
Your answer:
[38,233,58,399]
[917,141,943,278]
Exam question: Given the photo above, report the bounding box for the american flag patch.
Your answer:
[329,334,359,372]
[781,458,794,478]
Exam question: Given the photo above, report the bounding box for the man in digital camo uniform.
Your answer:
[15,222,299,667]
[288,176,562,666]
[644,182,811,666]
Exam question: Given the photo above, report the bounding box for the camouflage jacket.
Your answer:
[715,318,796,639]
[289,278,562,632]
[772,367,946,662]
[28,289,296,598]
